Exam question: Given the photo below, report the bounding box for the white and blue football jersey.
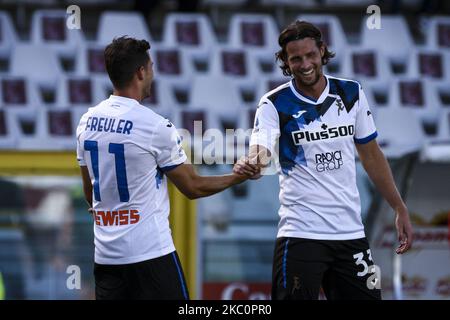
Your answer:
[250,75,377,240]
[76,95,186,264]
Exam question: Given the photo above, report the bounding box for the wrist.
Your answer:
[232,172,248,184]
[394,203,408,215]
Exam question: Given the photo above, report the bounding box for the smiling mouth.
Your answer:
[301,69,314,76]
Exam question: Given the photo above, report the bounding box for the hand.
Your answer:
[395,206,414,254]
[233,156,261,180]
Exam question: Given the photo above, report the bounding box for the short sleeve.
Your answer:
[249,99,281,154]
[76,139,86,166]
[354,85,378,144]
[152,119,187,172]
[76,114,87,166]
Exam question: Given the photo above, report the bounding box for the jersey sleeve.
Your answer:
[76,139,86,166]
[249,99,280,155]
[152,119,187,172]
[354,84,378,144]
[76,114,87,166]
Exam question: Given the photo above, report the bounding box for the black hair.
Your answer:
[275,20,335,77]
[104,36,151,89]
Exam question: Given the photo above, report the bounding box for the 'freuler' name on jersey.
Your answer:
[85,116,133,134]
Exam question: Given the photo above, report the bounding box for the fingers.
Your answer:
[249,149,270,167]
[237,165,259,176]
[233,156,261,177]
[403,225,414,252]
[249,172,262,180]
[407,228,414,248]
[396,239,411,254]
[233,164,257,176]
[395,224,413,254]
[243,156,260,171]
[232,157,247,175]
[395,240,408,254]
[395,224,407,254]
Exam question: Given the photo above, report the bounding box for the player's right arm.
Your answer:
[152,118,258,200]
[165,164,254,200]
[355,83,413,254]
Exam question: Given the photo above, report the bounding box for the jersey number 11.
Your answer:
[84,140,130,202]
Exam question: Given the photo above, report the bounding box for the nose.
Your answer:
[300,60,313,71]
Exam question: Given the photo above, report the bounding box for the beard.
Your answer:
[143,82,152,99]
[294,66,322,87]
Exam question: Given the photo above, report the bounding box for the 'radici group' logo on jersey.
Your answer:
[315,151,343,172]
[291,124,355,145]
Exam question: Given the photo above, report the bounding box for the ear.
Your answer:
[320,44,325,58]
[137,66,145,81]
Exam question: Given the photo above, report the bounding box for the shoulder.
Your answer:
[76,99,108,127]
[127,104,172,132]
[257,81,295,115]
[145,108,174,132]
[128,105,179,144]
[327,75,362,110]
[327,75,362,94]
[141,108,178,139]
[76,105,96,130]
[261,81,291,105]
[133,103,165,121]
[78,99,107,122]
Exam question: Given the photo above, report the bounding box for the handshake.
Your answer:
[232,147,271,181]
[233,155,262,180]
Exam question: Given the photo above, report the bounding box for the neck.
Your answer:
[113,86,143,103]
[294,74,327,100]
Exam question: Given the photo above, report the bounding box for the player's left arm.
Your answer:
[356,140,414,254]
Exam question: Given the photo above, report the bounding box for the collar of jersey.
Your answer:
[109,94,141,106]
[289,74,330,105]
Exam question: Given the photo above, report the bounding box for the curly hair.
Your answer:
[275,20,335,77]
[104,36,151,89]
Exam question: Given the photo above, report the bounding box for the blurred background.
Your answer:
[0,0,449,300]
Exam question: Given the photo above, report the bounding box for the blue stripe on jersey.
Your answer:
[108,143,130,202]
[279,122,307,175]
[328,78,359,113]
[268,87,313,174]
[172,252,188,300]
[155,167,164,190]
[155,164,182,190]
[268,77,362,175]
[84,140,101,201]
[354,131,378,144]
[160,162,183,172]
[282,239,290,289]
[269,86,313,116]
